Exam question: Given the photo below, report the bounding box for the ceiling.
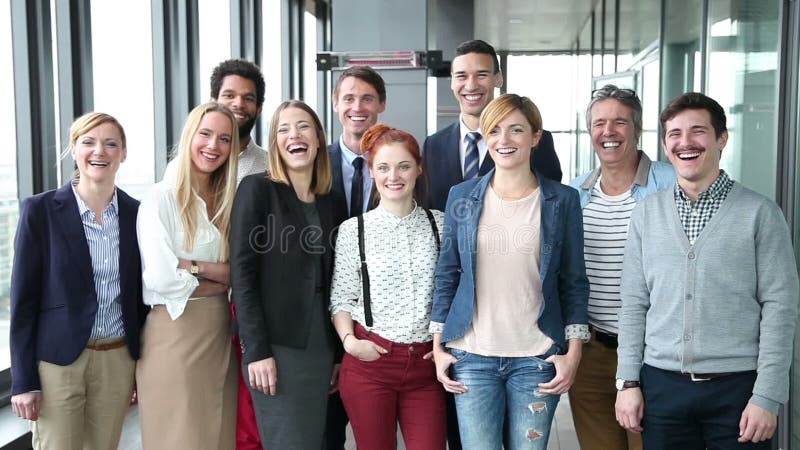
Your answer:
[473,0,663,53]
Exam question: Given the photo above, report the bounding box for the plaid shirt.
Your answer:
[674,170,734,244]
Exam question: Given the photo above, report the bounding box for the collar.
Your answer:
[675,170,731,201]
[71,179,118,217]
[579,151,652,190]
[374,201,420,223]
[458,115,482,144]
[338,135,364,166]
[241,136,258,156]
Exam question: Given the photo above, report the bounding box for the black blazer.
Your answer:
[10,182,147,395]
[421,122,563,210]
[230,173,347,364]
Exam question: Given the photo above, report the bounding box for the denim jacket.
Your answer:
[570,151,676,208]
[430,169,589,352]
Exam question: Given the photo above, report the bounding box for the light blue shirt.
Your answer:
[71,182,125,339]
[339,135,373,214]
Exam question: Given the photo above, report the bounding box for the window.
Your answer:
[261,0,284,131]
[90,0,155,199]
[198,0,231,102]
[0,0,18,373]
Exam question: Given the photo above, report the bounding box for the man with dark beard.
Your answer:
[164,59,267,184]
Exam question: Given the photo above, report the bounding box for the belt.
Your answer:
[86,339,127,351]
[592,328,618,349]
[678,371,737,381]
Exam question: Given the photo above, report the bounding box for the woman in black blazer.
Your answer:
[230,100,347,450]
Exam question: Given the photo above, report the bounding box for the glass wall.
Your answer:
[705,0,780,199]
[199,0,231,101]
[0,1,17,372]
[262,0,284,125]
[91,0,155,198]
[661,0,703,107]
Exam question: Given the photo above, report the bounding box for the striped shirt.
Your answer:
[674,170,735,244]
[582,183,636,334]
[71,182,125,339]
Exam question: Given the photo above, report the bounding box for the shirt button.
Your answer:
[684,334,692,341]
[691,209,699,216]
[687,252,695,260]
[409,345,415,352]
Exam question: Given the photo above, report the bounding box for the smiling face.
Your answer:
[369,142,422,204]
[589,98,640,168]
[333,76,386,147]
[215,74,261,140]
[276,106,320,175]
[72,122,126,185]
[450,52,503,124]
[485,109,542,172]
[190,111,233,181]
[663,108,727,192]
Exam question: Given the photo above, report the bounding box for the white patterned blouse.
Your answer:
[330,204,444,344]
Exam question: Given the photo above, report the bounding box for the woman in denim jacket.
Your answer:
[430,94,589,450]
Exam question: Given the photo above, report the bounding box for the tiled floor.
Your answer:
[119,395,580,450]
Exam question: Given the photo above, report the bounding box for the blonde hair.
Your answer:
[266,100,332,194]
[479,93,543,138]
[174,102,240,260]
[65,112,127,178]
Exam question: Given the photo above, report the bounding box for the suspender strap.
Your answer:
[356,208,440,328]
[423,207,440,251]
[357,214,374,327]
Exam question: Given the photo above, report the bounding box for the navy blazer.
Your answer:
[421,122,563,210]
[10,182,147,395]
[430,169,589,350]
[329,140,377,216]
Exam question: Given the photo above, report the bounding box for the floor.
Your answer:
[118,395,580,450]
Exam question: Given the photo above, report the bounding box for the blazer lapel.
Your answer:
[53,183,95,291]
[538,176,559,285]
[116,190,137,294]
[444,124,464,186]
[329,142,346,199]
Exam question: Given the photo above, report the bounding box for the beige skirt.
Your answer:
[136,294,237,450]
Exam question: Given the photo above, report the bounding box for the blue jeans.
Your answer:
[449,348,560,450]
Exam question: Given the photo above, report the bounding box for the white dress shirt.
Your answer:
[137,180,224,320]
[330,205,444,343]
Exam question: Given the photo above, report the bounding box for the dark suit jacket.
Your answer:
[230,174,348,364]
[10,182,147,395]
[329,140,377,216]
[421,122,563,210]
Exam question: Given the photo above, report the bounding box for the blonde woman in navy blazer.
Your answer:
[9,112,147,450]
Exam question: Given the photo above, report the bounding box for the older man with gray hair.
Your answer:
[568,84,674,450]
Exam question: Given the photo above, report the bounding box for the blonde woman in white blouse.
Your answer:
[330,123,447,450]
[136,102,239,450]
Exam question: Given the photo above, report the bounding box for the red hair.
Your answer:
[360,123,422,168]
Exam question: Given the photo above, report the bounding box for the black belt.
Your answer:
[592,328,618,349]
[676,371,737,381]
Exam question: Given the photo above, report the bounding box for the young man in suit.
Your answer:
[422,39,562,211]
[326,65,387,450]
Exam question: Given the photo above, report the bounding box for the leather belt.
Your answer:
[592,328,618,349]
[680,371,736,381]
[86,339,126,351]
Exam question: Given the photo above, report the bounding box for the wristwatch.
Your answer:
[615,379,641,391]
[190,260,200,277]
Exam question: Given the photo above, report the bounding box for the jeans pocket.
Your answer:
[449,348,471,363]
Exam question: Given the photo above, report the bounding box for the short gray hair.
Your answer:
[586,84,643,135]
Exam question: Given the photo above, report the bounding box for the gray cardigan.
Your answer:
[617,182,799,414]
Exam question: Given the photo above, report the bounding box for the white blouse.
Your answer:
[137,181,224,320]
[330,205,444,343]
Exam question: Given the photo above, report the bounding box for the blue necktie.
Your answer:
[464,131,481,180]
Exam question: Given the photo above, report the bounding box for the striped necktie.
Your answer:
[464,131,481,180]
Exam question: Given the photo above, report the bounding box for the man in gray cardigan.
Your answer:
[614,92,799,449]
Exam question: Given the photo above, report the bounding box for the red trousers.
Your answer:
[339,324,446,450]
[231,305,262,450]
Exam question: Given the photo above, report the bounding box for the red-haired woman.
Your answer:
[330,123,446,450]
